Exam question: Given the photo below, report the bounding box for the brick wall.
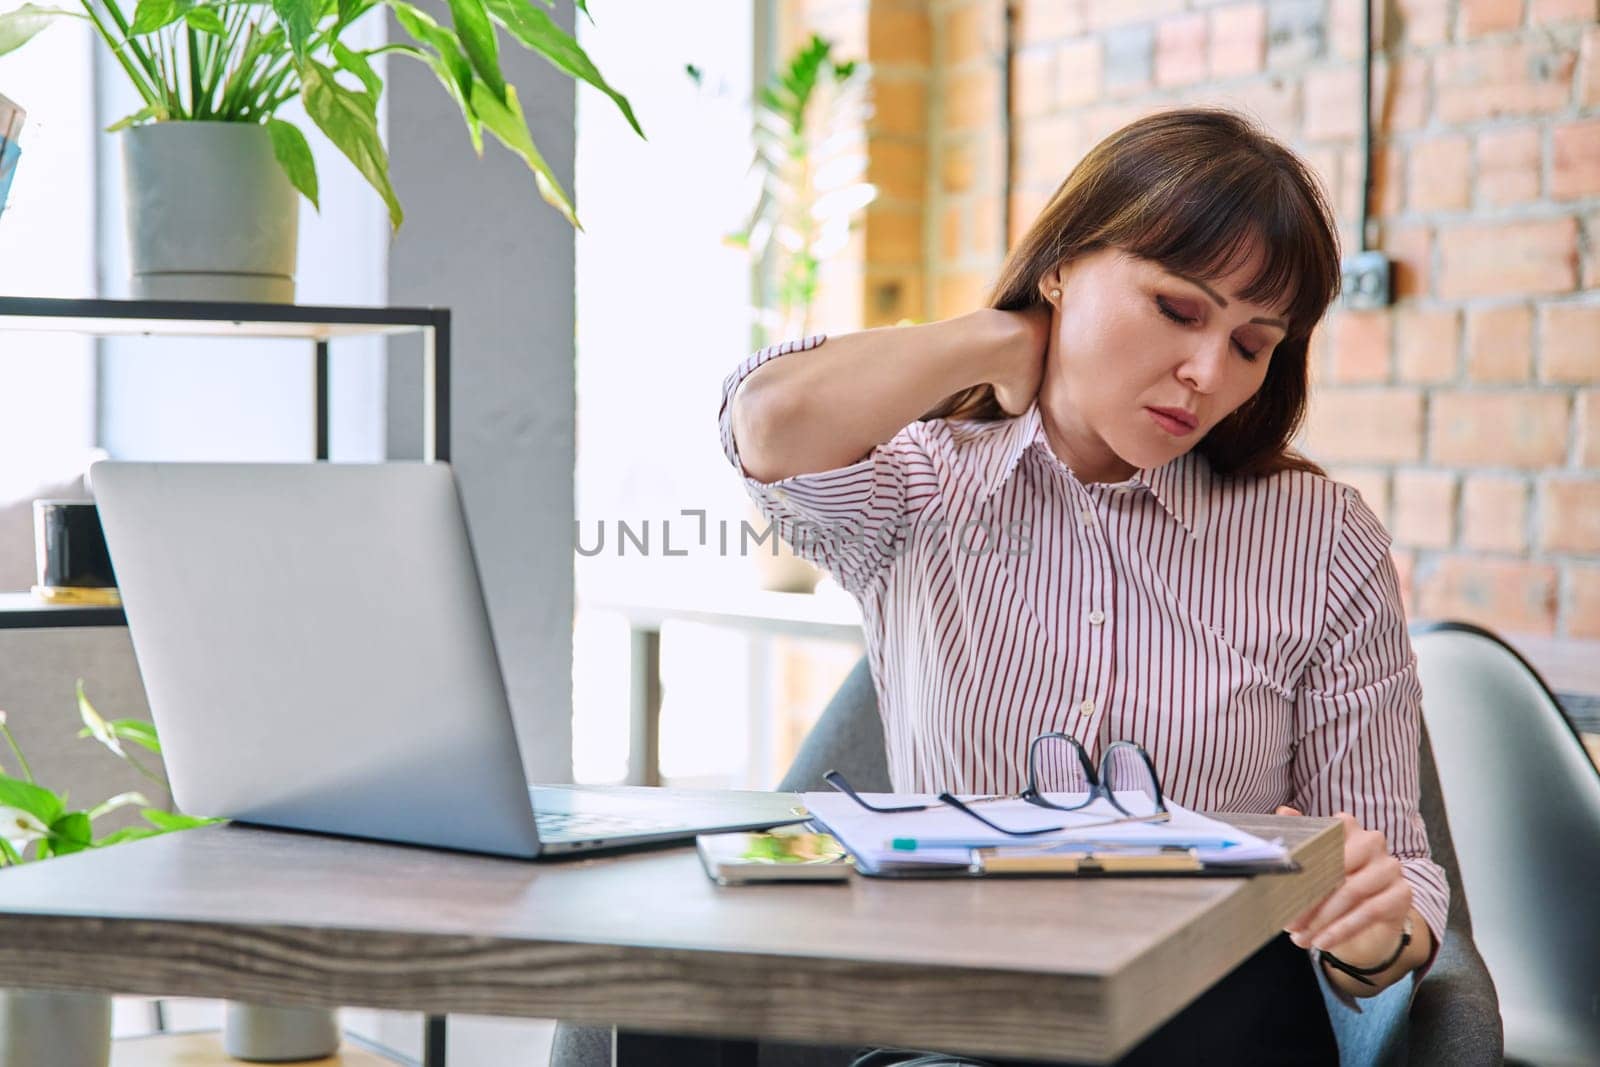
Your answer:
[779,0,1600,638]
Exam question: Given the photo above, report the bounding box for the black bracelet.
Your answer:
[1317,916,1413,987]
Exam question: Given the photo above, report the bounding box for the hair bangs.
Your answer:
[1114,162,1334,341]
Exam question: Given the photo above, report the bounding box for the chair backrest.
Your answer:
[1411,621,1600,1065]
[778,655,891,794]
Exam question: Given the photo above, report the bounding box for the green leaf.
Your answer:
[300,60,403,229]
[0,775,65,827]
[94,826,162,847]
[469,79,579,229]
[48,811,92,856]
[131,0,191,34]
[76,681,125,760]
[387,2,480,151]
[331,41,382,99]
[0,835,21,865]
[267,118,320,210]
[272,0,317,59]
[484,0,641,137]
[446,0,504,103]
[0,3,75,56]
[88,791,151,822]
[105,102,167,133]
[183,5,227,33]
[141,808,223,831]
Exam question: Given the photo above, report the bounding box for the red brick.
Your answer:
[1438,218,1579,299]
[1462,474,1529,552]
[1477,126,1542,207]
[869,205,923,266]
[1009,185,1053,246]
[945,65,1001,131]
[1529,0,1598,24]
[870,5,933,66]
[1434,41,1578,123]
[937,137,977,196]
[1209,4,1266,78]
[1396,307,1461,383]
[1328,310,1393,383]
[942,1,999,65]
[1329,0,1383,60]
[1393,469,1458,549]
[870,78,928,138]
[1392,0,1452,44]
[1407,136,1472,213]
[1430,391,1571,467]
[1301,388,1424,462]
[1581,25,1600,108]
[1552,120,1600,201]
[1210,76,1298,136]
[1460,0,1524,37]
[1086,0,1186,31]
[1015,0,1087,45]
[1015,113,1084,188]
[1539,478,1600,553]
[1386,224,1433,300]
[1417,556,1558,634]
[934,269,994,320]
[1465,303,1534,383]
[1305,66,1362,142]
[1056,38,1104,107]
[1587,211,1600,290]
[1375,56,1430,133]
[1391,546,1417,613]
[940,202,964,261]
[1582,389,1600,466]
[1539,301,1600,383]
[874,141,929,203]
[1329,465,1392,525]
[1568,563,1600,639]
[1012,46,1055,119]
[1342,143,1404,222]
[1155,13,1209,87]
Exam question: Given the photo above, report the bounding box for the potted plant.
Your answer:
[0,683,220,1067]
[0,0,641,301]
[697,35,875,594]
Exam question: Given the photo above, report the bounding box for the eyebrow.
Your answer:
[1166,270,1289,330]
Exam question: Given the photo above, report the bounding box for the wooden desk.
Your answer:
[0,814,1340,1065]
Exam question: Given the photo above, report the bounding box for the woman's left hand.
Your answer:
[1277,806,1413,961]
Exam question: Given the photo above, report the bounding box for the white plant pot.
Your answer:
[123,121,300,303]
[223,1001,341,1062]
[0,987,112,1067]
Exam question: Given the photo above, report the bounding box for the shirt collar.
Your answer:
[977,401,1214,540]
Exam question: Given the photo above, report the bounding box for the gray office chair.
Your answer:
[1411,621,1600,1066]
[551,655,1502,1066]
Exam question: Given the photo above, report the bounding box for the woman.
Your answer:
[720,108,1445,1064]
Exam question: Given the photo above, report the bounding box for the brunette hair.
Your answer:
[924,107,1340,478]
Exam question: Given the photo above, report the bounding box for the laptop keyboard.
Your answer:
[533,809,686,842]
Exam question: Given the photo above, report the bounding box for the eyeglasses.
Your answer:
[824,734,1170,837]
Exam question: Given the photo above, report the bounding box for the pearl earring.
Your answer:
[1049,288,1061,300]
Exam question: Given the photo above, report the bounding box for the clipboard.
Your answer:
[799,791,1303,880]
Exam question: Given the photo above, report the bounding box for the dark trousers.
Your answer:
[604,934,1337,1067]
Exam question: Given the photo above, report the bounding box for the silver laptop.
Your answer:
[89,461,806,859]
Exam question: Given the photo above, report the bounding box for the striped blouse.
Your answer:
[719,335,1449,952]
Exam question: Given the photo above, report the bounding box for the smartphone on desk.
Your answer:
[696,825,854,886]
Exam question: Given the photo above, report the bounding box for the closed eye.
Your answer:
[1156,298,1261,361]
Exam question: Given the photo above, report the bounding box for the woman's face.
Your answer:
[1036,243,1290,484]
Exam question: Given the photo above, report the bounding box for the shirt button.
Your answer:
[773,487,790,503]
[1078,699,1095,716]
[1079,509,1095,526]
[1088,610,1106,626]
